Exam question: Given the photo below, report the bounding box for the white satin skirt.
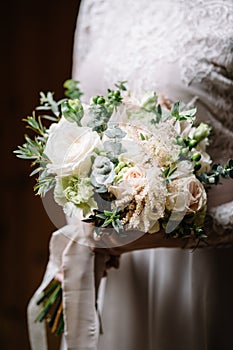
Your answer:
[60,246,233,350]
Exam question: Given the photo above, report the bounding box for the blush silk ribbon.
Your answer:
[27,220,105,350]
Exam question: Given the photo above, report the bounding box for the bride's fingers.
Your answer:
[54,266,63,283]
[106,255,120,269]
[93,246,122,256]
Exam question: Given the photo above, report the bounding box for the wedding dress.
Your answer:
[66,0,233,349]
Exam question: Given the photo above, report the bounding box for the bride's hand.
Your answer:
[93,212,233,257]
[93,229,187,257]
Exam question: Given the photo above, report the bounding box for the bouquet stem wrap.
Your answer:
[27,220,105,350]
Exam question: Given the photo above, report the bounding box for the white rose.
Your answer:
[44,117,101,177]
[166,175,207,214]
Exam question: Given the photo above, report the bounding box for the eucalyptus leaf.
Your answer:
[104,140,122,155]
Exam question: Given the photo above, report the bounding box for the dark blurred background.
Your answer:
[1,1,80,348]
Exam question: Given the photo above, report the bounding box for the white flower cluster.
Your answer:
[43,90,211,236]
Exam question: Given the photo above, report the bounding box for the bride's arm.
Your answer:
[94,201,233,256]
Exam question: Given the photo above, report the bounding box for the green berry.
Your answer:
[114,90,121,97]
[194,162,201,171]
[189,139,198,148]
[92,96,99,104]
[97,97,105,104]
[191,152,202,162]
[108,91,114,98]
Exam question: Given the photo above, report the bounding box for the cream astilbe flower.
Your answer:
[147,120,181,167]
[139,166,167,232]
[109,164,166,233]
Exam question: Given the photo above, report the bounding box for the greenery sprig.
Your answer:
[198,159,233,185]
[14,79,83,195]
[83,208,124,236]
[63,79,83,100]
[88,82,127,135]
[36,278,64,336]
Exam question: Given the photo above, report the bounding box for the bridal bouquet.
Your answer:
[15,80,233,337]
[15,80,233,239]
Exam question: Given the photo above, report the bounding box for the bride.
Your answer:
[60,0,233,349]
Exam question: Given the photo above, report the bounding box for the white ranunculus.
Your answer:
[166,175,207,214]
[44,117,101,177]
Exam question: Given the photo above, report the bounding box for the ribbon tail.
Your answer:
[27,221,105,350]
[62,239,101,350]
[27,226,73,350]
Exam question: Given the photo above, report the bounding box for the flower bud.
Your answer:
[193,123,211,142]
[177,137,185,146]
[180,147,189,156]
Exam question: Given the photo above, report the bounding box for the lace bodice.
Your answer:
[74,1,233,86]
[73,0,233,207]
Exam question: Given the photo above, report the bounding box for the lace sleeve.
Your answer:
[183,202,233,250]
[72,0,107,79]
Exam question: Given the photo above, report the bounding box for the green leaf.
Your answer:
[61,99,84,125]
[103,210,113,216]
[169,167,177,177]
[112,220,120,233]
[63,79,83,99]
[163,167,170,178]
[96,213,107,220]
[171,101,180,118]
[30,167,43,177]
[157,104,162,117]
[102,219,112,227]
[115,81,127,91]
[140,133,146,141]
[180,108,196,118]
